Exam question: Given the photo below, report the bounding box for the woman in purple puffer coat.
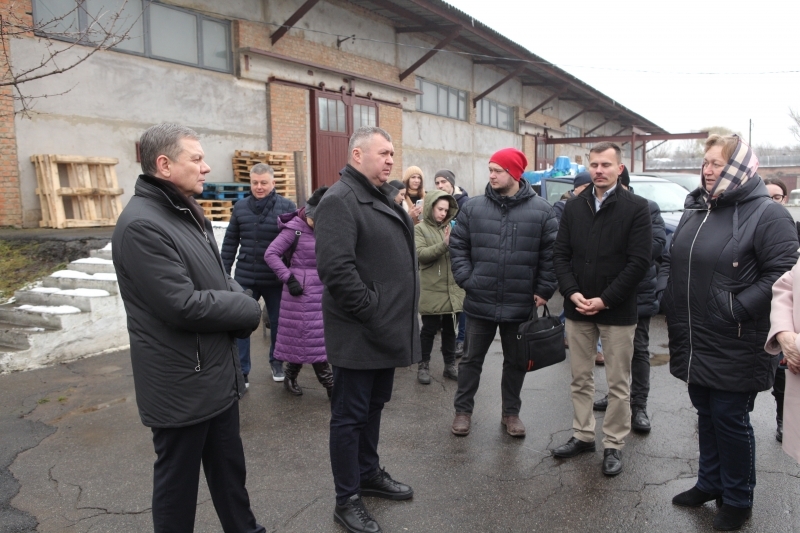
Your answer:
[264,187,332,397]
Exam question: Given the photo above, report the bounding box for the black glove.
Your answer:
[287,275,304,296]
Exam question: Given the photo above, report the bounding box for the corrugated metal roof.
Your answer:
[346,0,667,134]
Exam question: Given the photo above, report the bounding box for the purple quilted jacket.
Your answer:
[264,211,327,364]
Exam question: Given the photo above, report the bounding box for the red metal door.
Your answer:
[311,92,378,189]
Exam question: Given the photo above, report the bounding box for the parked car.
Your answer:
[634,172,700,193]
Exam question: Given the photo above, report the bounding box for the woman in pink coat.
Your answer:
[264,187,332,397]
[765,258,800,463]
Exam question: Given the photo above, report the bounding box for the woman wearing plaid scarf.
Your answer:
[660,135,799,531]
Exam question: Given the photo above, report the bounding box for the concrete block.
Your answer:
[42,271,119,294]
[15,288,113,313]
[89,248,113,261]
[68,258,116,275]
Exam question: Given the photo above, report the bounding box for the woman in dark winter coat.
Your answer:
[662,135,799,531]
[264,187,333,397]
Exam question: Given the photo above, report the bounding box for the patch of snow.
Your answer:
[30,287,61,293]
[18,305,82,314]
[59,289,110,297]
[93,273,117,281]
[211,221,230,229]
[73,257,113,265]
[101,243,112,251]
[50,270,93,279]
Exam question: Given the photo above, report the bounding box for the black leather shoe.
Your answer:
[593,395,608,411]
[360,468,413,500]
[713,504,751,531]
[334,495,382,533]
[552,437,596,458]
[631,406,651,433]
[602,448,623,476]
[284,377,303,396]
[672,486,722,507]
[777,419,783,443]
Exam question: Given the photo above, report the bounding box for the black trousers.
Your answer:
[630,316,651,408]
[420,313,458,365]
[151,402,264,533]
[329,366,395,505]
[453,316,526,416]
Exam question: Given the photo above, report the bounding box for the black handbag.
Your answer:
[516,305,566,372]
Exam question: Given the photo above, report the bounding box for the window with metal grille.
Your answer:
[476,98,514,131]
[415,78,467,121]
[318,98,346,132]
[565,124,581,145]
[32,0,232,73]
[353,104,376,130]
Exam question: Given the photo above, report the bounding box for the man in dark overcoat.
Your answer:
[112,123,264,532]
[315,126,421,533]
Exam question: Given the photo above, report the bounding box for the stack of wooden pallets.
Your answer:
[31,155,124,229]
[196,199,233,222]
[232,150,296,202]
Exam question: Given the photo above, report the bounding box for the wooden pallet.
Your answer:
[207,214,231,222]
[31,155,123,229]
[231,150,296,205]
[196,200,234,208]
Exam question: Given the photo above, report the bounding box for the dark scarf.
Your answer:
[140,174,206,228]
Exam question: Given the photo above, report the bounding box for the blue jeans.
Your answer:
[329,366,395,504]
[688,384,756,509]
[236,284,282,375]
[456,312,466,343]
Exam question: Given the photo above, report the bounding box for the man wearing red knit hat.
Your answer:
[448,147,558,438]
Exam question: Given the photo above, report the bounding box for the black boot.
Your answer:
[313,362,334,399]
[776,393,784,443]
[283,363,303,396]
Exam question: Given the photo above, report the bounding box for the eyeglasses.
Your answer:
[770,194,785,202]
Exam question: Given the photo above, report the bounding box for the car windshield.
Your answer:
[631,181,688,212]
[660,174,701,192]
[544,180,573,205]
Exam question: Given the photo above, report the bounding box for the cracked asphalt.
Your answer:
[2,294,799,532]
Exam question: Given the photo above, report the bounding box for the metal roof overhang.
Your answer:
[345,0,668,135]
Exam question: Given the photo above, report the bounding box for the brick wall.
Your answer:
[379,104,402,180]
[269,83,307,154]
[0,0,30,227]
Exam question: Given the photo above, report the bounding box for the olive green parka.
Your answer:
[415,190,465,315]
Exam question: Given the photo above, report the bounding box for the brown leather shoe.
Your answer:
[501,415,526,437]
[451,413,471,436]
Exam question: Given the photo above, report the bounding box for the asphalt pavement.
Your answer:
[1,294,799,533]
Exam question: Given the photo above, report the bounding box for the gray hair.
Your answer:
[250,163,274,177]
[140,123,199,176]
[348,126,392,158]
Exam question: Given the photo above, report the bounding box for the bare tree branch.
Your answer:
[0,1,140,115]
[790,107,800,143]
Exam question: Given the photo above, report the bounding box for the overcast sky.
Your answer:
[454,0,800,149]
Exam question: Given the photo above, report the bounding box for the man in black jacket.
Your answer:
[449,147,558,439]
[221,163,296,384]
[551,142,652,476]
[112,123,264,532]
[315,126,421,533]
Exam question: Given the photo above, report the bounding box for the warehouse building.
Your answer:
[0,0,666,227]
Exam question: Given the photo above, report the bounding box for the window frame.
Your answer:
[414,77,467,121]
[476,97,515,131]
[31,0,233,74]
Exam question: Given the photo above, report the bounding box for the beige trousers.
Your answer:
[566,319,637,449]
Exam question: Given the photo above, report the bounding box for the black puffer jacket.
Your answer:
[637,199,667,318]
[112,176,262,428]
[220,191,296,287]
[662,177,799,392]
[449,178,558,322]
